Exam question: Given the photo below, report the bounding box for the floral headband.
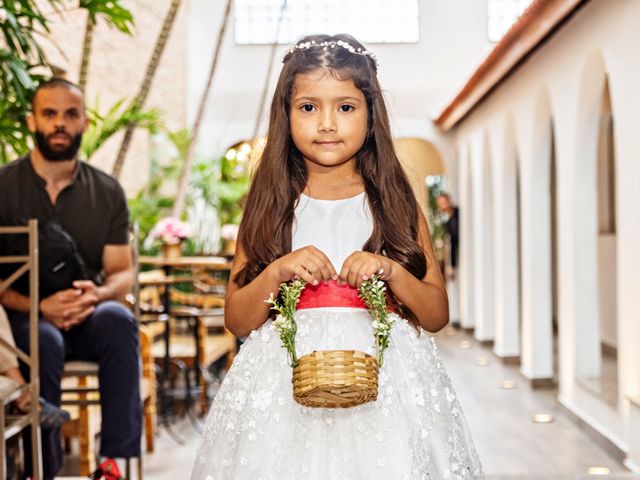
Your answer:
[282,39,379,68]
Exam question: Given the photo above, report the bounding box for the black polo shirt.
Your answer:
[0,154,129,281]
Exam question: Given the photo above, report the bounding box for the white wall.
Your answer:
[185,0,494,162]
[450,0,640,467]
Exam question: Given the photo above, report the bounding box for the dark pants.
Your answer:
[9,301,142,480]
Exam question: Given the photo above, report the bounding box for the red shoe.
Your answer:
[89,458,123,480]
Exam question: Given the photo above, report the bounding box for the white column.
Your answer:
[458,148,475,329]
[519,128,553,380]
[472,137,495,342]
[572,84,603,380]
[492,132,521,357]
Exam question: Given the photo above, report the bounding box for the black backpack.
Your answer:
[0,220,89,299]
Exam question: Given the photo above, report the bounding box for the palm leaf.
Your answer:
[79,0,135,34]
[81,98,163,160]
[166,128,192,160]
[0,0,135,165]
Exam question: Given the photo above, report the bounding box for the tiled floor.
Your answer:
[62,327,637,479]
[576,348,619,408]
[433,327,632,478]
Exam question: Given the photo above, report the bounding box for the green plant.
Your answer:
[217,151,250,225]
[82,98,163,160]
[186,147,250,254]
[0,0,134,163]
[0,2,51,163]
[267,278,305,367]
[128,129,252,256]
[79,0,134,33]
[129,128,215,256]
[128,152,181,256]
[359,275,394,366]
[426,175,447,266]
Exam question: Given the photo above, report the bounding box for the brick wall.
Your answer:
[39,0,187,195]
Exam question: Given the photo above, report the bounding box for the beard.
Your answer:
[34,130,83,162]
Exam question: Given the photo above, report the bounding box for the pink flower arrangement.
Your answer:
[148,217,192,245]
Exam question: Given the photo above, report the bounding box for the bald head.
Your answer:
[32,78,85,111]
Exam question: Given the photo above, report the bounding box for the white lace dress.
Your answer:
[191,193,484,480]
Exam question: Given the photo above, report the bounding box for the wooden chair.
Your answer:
[60,325,156,477]
[0,221,42,479]
[59,224,154,478]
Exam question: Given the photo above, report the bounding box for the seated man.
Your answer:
[0,78,141,480]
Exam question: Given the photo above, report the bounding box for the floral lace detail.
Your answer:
[192,309,483,479]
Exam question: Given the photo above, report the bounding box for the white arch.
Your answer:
[393,137,445,219]
[572,49,608,379]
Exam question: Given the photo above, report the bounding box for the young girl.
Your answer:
[191,34,483,479]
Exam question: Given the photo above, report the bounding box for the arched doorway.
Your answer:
[393,137,445,219]
[576,75,619,408]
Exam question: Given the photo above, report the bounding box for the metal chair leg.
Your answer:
[138,454,144,480]
[123,456,144,480]
[0,407,6,480]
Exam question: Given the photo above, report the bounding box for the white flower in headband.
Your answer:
[282,39,379,68]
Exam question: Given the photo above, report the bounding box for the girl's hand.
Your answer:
[271,246,337,285]
[338,251,398,288]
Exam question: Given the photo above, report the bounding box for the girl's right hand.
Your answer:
[271,246,337,285]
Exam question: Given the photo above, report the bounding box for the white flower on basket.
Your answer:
[266,279,306,367]
[359,275,394,365]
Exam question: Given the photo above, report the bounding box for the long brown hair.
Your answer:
[235,34,427,327]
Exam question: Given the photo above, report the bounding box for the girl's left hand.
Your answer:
[338,251,398,288]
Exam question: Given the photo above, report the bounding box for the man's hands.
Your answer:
[39,280,103,330]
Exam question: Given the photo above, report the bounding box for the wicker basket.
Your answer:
[292,349,379,408]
